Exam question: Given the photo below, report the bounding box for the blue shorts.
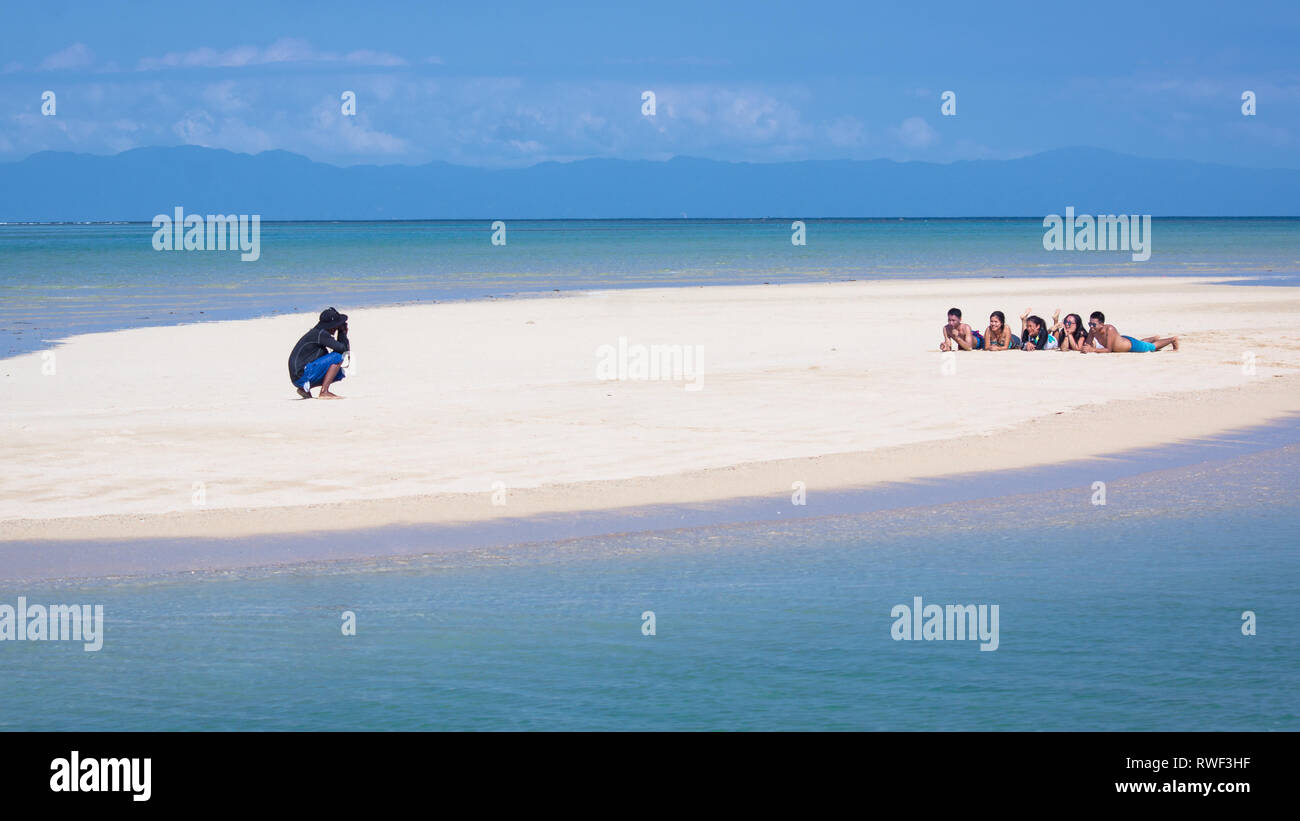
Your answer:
[1123,336,1156,353]
[295,352,345,388]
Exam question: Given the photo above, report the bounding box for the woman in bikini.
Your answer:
[984,310,1021,351]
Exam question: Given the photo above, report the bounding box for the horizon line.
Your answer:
[6,144,1300,173]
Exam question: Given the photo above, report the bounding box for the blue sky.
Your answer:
[1,0,1296,167]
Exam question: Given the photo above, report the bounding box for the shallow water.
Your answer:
[4,441,1296,731]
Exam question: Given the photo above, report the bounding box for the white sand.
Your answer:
[2,276,1298,541]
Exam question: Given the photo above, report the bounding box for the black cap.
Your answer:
[317,306,348,330]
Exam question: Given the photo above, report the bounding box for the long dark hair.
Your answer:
[1062,313,1086,343]
[1026,315,1048,348]
[989,310,1008,343]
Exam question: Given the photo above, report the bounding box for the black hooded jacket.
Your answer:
[287,326,349,383]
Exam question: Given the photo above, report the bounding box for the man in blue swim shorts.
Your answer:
[287,307,350,399]
[1079,311,1178,354]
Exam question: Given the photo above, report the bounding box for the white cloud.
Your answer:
[202,81,249,112]
[892,116,939,149]
[39,43,95,71]
[141,45,259,70]
[308,98,410,156]
[172,110,216,143]
[507,139,545,155]
[172,110,277,154]
[0,73,1060,167]
[260,39,317,65]
[137,38,407,71]
[659,85,814,144]
[345,50,407,67]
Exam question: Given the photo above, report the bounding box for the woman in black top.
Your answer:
[1021,313,1050,350]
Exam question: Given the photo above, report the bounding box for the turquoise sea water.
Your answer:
[2,218,1298,357]
[2,218,1297,730]
[3,440,1297,731]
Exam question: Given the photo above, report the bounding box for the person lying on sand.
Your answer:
[1080,311,1178,353]
[983,310,1021,351]
[288,307,350,398]
[1018,309,1055,350]
[1051,311,1089,352]
[939,307,982,350]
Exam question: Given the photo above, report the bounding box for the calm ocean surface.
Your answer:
[4,441,1297,731]
[2,218,1298,357]
[2,218,1297,730]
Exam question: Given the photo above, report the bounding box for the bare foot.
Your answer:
[318,390,345,400]
[1170,337,1179,351]
[297,387,312,399]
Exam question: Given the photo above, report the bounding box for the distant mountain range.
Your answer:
[1,146,1297,220]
